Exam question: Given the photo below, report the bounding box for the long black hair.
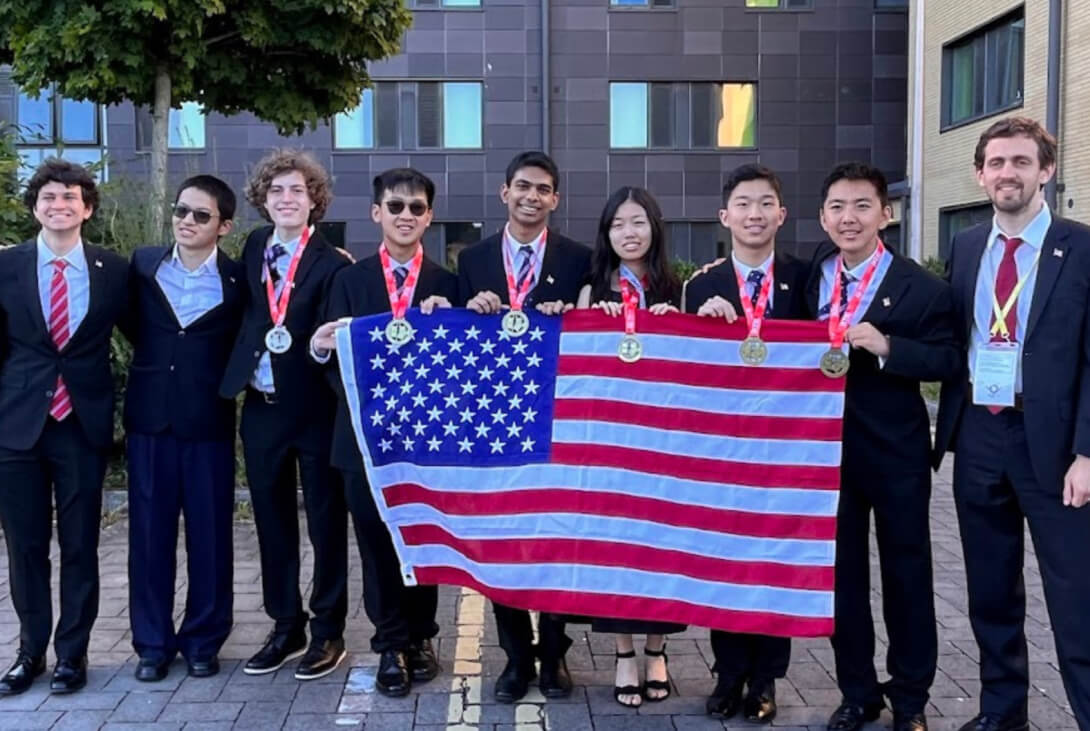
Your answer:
[589,186,681,306]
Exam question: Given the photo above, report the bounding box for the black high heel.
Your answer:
[642,644,671,702]
[613,650,642,708]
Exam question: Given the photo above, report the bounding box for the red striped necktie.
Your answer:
[48,259,73,421]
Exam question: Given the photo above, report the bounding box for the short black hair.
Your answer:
[505,151,560,193]
[722,164,784,205]
[176,174,237,221]
[23,158,99,214]
[820,162,890,208]
[372,168,436,208]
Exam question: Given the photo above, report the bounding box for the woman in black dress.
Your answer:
[576,186,683,708]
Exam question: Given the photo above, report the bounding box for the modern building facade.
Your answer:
[2,0,908,265]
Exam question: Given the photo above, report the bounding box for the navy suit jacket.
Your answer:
[683,251,810,320]
[456,230,591,307]
[933,217,1090,492]
[123,246,246,442]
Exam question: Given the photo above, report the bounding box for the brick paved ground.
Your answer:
[0,462,1077,730]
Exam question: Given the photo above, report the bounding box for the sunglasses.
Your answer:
[172,204,217,225]
[385,199,429,217]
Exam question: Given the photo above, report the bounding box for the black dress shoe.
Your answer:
[827,700,884,731]
[187,656,220,678]
[894,711,928,731]
[0,651,45,696]
[957,713,1029,731]
[134,656,170,682]
[376,649,411,698]
[538,656,572,699]
[295,638,346,680]
[408,639,440,683]
[743,680,777,724]
[244,630,307,675]
[493,659,535,704]
[706,675,744,717]
[50,657,87,694]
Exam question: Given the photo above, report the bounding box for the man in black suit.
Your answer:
[220,149,350,680]
[124,175,245,683]
[685,164,808,725]
[934,117,1090,731]
[457,151,591,703]
[807,163,960,731]
[310,168,458,697]
[0,159,129,695]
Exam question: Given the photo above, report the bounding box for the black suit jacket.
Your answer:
[0,239,129,451]
[219,226,349,446]
[683,252,810,320]
[933,217,1090,491]
[456,230,591,307]
[320,253,459,472]
[806,242,961,475]
[123,246,246,442]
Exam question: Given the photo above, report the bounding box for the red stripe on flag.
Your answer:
[400,524,833,590]
[414,566,834,637]
[561,310,830,344]
[553,398,842,441]
[386,484,836,540]
[550,443,840,489]
[557,355,840,393]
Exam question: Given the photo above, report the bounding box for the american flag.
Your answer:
[336,309,846,637]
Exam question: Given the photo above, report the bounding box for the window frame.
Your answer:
[940,8,1025,131]
[609,81,758,151]
[133,103,208,153]
[744,0,814,10]
[409,0,483,9]
[333,80,484,151]
[938,202,993,261]
[15,86,101,147]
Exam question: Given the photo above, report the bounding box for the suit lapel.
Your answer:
[1025,220,1069,340]
[413,259,438,306]
[18,244,50,343]
[958,226,989,335]
[486,236,509,301]
[770,253,793,319]
[146,247,183,329]
[859,254,908,329]
[71,244,109,344]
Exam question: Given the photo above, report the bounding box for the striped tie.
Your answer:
[516,245,534,290]
[48,260,73,421]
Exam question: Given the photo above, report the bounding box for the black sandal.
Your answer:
[613,650,642,708]
[642,645,671,702]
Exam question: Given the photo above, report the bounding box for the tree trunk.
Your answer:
[149,67,171,241]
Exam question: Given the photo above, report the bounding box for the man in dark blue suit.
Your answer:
[934,117,1090,731]
[124,175,246,682]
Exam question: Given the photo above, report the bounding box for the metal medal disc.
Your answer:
[385,317,415,346]
[819,348,850,378]
[739,336,768,366]
[618,335,643,364]
[264,326,293,354]
[502,309,530,337]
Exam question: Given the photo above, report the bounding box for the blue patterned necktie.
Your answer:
[265,243,287,284]
[516,245,535,290]
[746,269,765,307]
[394,266,408,294]
[818,271,855,318]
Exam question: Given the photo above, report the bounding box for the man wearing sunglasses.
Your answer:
[457,151,591,703]
[123,175,245,682]
[310,167,457,697]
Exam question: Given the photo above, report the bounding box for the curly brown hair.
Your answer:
[974,116,1058,171]
[245,148,333,224]
[23,158,100,215]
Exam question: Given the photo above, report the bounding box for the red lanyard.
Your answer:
[379,243,424,318]
[502,227,547,311]
[619,277,640,335]
[265,226,312,327]
[734,260,774,339]
[828,240,885,348]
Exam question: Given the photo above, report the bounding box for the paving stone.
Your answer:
[281,714,365,730]
[102,724,183,731]
[51,709,113,730]
[108,691,172,722]
[159,701,243,723]
[235,700,291,728]
[0,711,62,730]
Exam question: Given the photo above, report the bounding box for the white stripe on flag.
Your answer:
[560,332,832,369]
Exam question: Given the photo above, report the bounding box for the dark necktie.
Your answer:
[394,265,408,295]
[266,243,287,284]
[746,269,765,307]
[516,245,534,290]
[818,271,855,318]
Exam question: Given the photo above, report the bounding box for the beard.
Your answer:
[991,185,1035,214]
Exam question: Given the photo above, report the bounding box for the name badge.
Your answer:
[972,342,1018,408]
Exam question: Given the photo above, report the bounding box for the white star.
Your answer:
[397,407,411,422]
[431,351,447,365]
[495,354,511,368]
[446,364,463,380]
[433,325,449,340]
[369,326,384,342]
[370,411,385,426]
[506,423,523,438]
[522,407,538,423]
[458,437,474,453]
[385,341,402,354]
[512,341,528,355]
[414,364,429,379]
[524,380,540,395]
[476,394,493,410]
[490,438,505,453]
[510,367,526,381]
[412,421,427,436]
[527,354,543,368]
[385,396,397,411]
[399,382,412,395]
[444,393,459,408]
[427,436,442,451]
[443,421,459,436]
[475,423,491,438]
[462,352,479,367]
[466,325,481,340]
[493,382,509,396]
[491,409,507,424]
[449,339,464,352]
[387,368,402,382]
[370,383,386,399]
[497,328,511,341]
[521,436,535,452]
[480,340,496,354]
[429,379,444,394]
[379,438,393,452]
[508,394,523,409]
[412,393,427,408]
[370,354,386,369]
[479,366,494,381]
[402,437,415,451]
[388,422,402,436]
[461,381,477,395]
[529,327,545,341]
[402,353,416,367]
[459,408,475,423]
[427,406,442,422]
[417,338,432,352]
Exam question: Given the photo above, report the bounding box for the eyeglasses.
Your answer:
[385,199,429,217]
[172,204,217,225]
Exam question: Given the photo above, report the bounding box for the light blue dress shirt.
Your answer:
[504,225,546,292]
[731,252,774,310]
[37,235,90,338]
[969,203,1051,392]
[154,246,223,328]
[817,245,893,324]
[251,231,304,393]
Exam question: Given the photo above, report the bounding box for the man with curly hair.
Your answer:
[220,149,351,680]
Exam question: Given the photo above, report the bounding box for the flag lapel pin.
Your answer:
[882,297,891,307]
[779,282,789,290]
[546,274,555,284]
[1054,248,1064,258]
[94,259,103,268]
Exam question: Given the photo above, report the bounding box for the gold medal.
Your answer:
[739,336,768,366]
[819,348,850,378]
[618,335,643,364]
[385,317,415,346]
[502,309,530,337]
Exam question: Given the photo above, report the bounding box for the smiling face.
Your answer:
[819,178,892,261]
[501,166,559,230]
[264,170,315,231]
[608,199,653,265]
[976,134,1054,216]
[173,187,231,254]
[34,182,93,236]
[371,184,433,258]
[719,179,786,252]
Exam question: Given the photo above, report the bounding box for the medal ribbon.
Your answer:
[828,240,885,348]
[502,226,547,312]
[734,261,774,340]
[989,251,1040,340]
[618,264,647,309]
[619,277,640,336]
[379,243,424,318]
[265,225,312,328]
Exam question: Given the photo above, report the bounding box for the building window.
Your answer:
[411,0,480,7]
[16,88,99,145]
[135,103,207,150]
[610,0,675,7]
[667,221,724,263]
[334,81,482,150]
[745,0,813,8]
[610,82,756,150]
[875,0,908,7]
[942,9,1024,129]
[939,203,992,261]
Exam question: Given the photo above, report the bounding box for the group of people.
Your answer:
[0,114,1087,731]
